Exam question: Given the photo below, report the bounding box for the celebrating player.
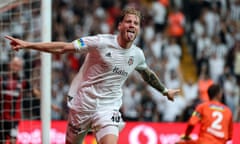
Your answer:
[5,8,180,144]
[178,84,233,144]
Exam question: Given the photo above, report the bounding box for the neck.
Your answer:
[117,35,133,49]
[212,98,220,102]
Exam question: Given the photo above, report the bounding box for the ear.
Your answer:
[117,22,122,30]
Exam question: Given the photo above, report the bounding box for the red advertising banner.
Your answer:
[17,121,240,144]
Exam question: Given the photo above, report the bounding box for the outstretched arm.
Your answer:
[136,67,180,101]
[184,124,194,137]
[5,35,75,54]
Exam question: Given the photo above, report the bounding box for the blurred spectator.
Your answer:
[106,0,121,33]
[208,53,225,82]
[196,50,209,77]
[219,20,235,50]
[195,31,211,61]
[223,72,239,120]
[143,15,155,44]
[0,57,25,143]
[197,70,214,102]
[202,6,220,37]
[163,37,182,71]
[147,84,167,121]
[209,35,229,59]
[151,0,167,33]
[122,78,141,121]
[164,69,181,89]
[159,0,169,7]
[167,7,185,41]
[162,69,185,122]
[139,84,158,122]
[182,78,198,106]
[22,51,41,120]
[162,94,186,122]
[218,65,232,88]
[148,33,165,61]
[51,79,69,120]
[191,11,206,51]
[233,41,240,84]
[229,0,240,21]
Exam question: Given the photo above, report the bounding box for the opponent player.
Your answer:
[0,57,25,144]
[178,84,233,144]
[5,8,180,144]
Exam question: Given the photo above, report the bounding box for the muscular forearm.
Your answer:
[5,35,76,54]
[137,68,167,94]
[184,124,194,137]
[25,41,74,54]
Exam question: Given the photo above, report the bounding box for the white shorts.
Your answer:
[66,109,124,143]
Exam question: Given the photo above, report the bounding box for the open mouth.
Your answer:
[127,29,135,34]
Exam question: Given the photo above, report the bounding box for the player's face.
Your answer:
[118,14,140,42]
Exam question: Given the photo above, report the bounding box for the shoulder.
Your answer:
[131,45,144,55]
[96,34,116,47]
[131,45,146,62]
[97,34,116,40]
[195,102,209,110]
[134,44,143,51]
[80,34,115,42]
[223,104,233,115]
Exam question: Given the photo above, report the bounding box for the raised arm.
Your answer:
[5,35,75,54]
[136,67,180,101]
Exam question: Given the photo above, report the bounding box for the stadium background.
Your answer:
[0,0,240,143]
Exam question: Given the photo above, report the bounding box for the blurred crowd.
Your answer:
[1,0,240,122]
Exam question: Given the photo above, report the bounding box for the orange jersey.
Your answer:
[189,101,233,144]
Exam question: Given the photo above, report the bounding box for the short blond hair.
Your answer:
[119,7,142,22]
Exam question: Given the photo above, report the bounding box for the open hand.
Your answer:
[164,89,181,101]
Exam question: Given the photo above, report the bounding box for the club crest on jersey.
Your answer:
[105,52,112,57]
[128,56,134,65]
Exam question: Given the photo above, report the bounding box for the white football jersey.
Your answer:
[68,34,147,112]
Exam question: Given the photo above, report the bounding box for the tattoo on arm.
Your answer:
[137,68,166,93]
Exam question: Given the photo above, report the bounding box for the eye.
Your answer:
[126,20,132,23]
[134,21,139,26]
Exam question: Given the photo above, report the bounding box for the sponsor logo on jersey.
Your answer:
[209,104,225,111]
[128,56,134,65]
[113,66,128,77]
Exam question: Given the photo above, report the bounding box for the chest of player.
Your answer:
[90,47,138,74]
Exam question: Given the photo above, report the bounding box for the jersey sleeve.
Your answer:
[188,104,203,125]
[72,35,100,52]
[135,48,148,70]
